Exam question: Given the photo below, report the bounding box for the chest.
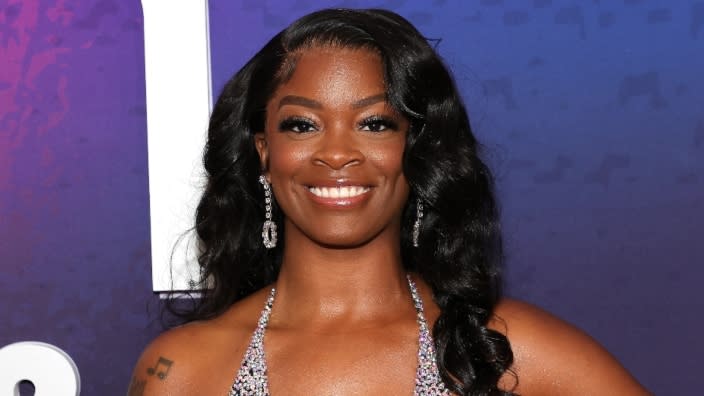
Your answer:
[264,328,419,395]
[229,278,450,395]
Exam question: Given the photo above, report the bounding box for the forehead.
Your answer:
[269,47,386,106]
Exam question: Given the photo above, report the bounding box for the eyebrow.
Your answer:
[351,93,386,109]
[278,95,322,110]
[277,93,387,110]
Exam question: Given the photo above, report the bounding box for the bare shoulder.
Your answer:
[491,298,651,396]
[127,289,270,396]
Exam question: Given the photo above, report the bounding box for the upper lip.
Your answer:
[303,178,374,188]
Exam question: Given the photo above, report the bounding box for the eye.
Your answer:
[359,115,399,132]
[278,116,318,133]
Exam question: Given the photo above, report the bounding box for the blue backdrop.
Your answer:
[1,1,702,394]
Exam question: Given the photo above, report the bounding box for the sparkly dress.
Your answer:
[229,275,451,395]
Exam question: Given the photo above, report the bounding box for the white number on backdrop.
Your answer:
[0,342,80,396]
[140,0,213,292]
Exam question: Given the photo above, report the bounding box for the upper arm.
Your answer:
[127,316,253,396]
[492,299,651,396]
[127,329,193,396]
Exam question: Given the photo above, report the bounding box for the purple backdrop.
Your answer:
[1,0,702,394]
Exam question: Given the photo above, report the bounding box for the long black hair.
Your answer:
[174,8,515,395]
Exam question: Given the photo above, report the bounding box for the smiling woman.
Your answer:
[129,8,650,396]
[256,47,410,248]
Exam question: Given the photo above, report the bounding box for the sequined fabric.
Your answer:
[229,275,451,395]
[408,277,453,396]
[230,288,274,395]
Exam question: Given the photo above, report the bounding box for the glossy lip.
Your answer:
[303,179,374,208]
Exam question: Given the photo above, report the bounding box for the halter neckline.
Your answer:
[229,275,451,395]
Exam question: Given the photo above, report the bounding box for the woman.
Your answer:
[130,9,649,395]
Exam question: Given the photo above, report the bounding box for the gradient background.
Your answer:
[1,0,702,394]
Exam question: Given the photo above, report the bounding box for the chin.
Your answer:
[306,231,380,250]
[314,237,372,250]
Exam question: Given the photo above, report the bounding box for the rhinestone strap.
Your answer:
[229,276,450,395]
[230,288,275,395]
[408,276,452,395]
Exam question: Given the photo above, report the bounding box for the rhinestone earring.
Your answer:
[259,175,277,249]
[412,200,423,248]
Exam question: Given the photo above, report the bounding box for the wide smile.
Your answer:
[307,186,370,198]
[304,184,373,207]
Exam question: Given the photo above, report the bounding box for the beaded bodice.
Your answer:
[229,275,451,395]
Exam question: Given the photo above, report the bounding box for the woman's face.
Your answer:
[255,46,410,248]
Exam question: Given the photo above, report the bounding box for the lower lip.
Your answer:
[306,188,372,207]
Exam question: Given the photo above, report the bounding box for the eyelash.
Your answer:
[277,115,399,133]
[278,116,317,133]
[358,115,399,132]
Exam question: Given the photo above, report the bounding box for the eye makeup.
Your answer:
[358,115,400,132]
[276,113,403,134]
[278,116,318,133]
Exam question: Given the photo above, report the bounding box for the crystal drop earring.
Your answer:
[412,200,423,248]
[259,175,277,249]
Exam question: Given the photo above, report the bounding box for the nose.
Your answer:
[312,126,364,170]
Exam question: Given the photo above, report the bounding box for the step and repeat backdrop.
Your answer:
[1,0,702,394]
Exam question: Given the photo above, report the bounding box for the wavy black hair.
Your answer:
[174,8,515,395]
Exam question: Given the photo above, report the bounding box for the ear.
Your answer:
[254,132,269,175]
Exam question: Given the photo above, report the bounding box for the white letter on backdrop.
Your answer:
[0,341,80,396]
[141,0,212,292]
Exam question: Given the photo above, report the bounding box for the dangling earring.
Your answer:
[412,200,423,248]
[259,175,277,249]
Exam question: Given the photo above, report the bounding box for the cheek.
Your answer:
[266,139,309,174]
[370,139,406,176]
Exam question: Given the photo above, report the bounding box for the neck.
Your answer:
[270,227,412,328]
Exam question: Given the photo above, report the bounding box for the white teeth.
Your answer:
[308,186,369,198]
